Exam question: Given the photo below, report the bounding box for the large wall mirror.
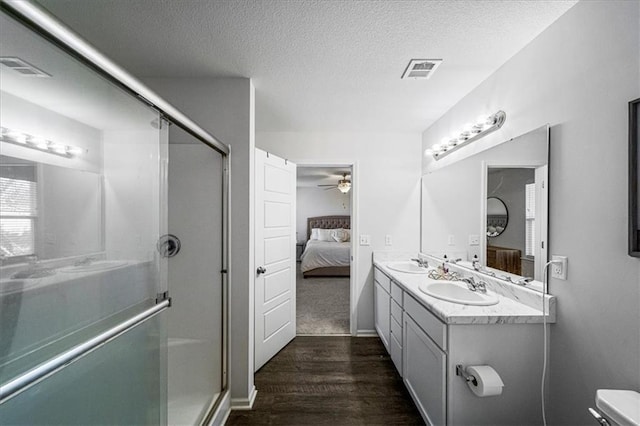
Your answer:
[421,125,549,291]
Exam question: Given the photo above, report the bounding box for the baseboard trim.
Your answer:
[357,329,378,337]
[230,386,257,410]
[205,391,231,426]
[296,333,351,337]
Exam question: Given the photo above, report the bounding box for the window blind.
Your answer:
[0,172,37,258]
[525,183,535,257]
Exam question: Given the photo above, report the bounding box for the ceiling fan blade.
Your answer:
[317,184,337,187]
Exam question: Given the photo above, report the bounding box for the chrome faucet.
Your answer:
[448,258,463,265]
[515,277,533,286]
[460,276,488,293]
[411,258,429,268]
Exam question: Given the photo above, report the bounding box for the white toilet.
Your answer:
[590,389,640,425]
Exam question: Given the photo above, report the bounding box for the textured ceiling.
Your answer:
[38,0,577,133]
[297,166,351,187]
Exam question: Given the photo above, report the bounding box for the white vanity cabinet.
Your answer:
[374,268,404,375]
[373,264,549,426]
[404,313,446,426]
[374,268,391,350]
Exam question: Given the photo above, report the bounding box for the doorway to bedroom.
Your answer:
[296,166,352,335]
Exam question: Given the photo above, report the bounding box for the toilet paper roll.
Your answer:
[466,365,504,397]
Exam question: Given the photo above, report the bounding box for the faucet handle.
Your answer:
[515,277,533,286]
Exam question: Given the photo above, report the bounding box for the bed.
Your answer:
[301,215,351,278]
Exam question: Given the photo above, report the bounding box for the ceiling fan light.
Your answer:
[338,181,351,193]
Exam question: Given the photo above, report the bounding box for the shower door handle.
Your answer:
[256,266,266,275]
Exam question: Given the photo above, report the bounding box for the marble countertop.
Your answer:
[373,253,556,325]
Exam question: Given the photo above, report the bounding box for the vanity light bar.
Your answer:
[0,126,85,158]
[425,110,506,160]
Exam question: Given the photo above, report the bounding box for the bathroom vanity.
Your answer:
[373,254,556,426]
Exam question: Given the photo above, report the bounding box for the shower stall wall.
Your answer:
[0,2,229,424]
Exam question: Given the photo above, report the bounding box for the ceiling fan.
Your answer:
[318,173,351,193]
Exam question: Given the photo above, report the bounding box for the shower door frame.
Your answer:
[0,0,231,420]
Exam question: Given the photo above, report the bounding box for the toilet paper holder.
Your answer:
[456,364,478,386]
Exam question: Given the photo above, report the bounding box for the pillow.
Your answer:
[331,228,345,243]
[342,229,351,242]
[310,228,320,240]
[317,228,333,242]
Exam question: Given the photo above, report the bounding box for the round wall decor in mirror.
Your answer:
[487,197,508,237]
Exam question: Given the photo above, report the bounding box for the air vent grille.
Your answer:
[0,57,51,78]
[401,59,442,80]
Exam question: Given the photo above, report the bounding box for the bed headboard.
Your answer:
[307,215,351,240]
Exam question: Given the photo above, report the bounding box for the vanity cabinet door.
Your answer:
[374,281,391,351]
[403,314,446,426]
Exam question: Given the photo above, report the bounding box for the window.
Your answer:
[0,162,37,259]
[525,183,535,257]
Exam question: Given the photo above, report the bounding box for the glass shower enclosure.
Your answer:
[0,2,229,424]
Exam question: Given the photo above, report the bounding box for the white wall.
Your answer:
[40,165,102,259]
[257,132,422,332]
[142,78,255,405]
[421,1,640,423]
[296,186,351,242]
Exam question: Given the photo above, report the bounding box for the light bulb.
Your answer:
[49,143,66,154]
[66,146,83,156]
[8,131,28,144]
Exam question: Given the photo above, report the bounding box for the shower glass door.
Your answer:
[0,10,168,424]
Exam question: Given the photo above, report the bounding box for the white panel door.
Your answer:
[254,149,296,371]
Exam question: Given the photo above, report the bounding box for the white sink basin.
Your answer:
[59,261,128,273]
[419,281,499,306]
[386,261,429,274]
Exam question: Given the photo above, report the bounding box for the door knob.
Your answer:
[257,266,267,275]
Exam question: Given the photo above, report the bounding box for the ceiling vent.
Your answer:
[0,57,51,77]
[401,59,442,80]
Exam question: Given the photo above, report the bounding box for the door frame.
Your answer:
[294,160,358,336]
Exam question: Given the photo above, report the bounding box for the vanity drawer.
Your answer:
[391,281,403,305]
[374,267,391,293]
[390,315,403,346]
[404,293,447,351]
[391,299,403,324]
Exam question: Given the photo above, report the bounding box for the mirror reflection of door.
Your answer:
[486,168,535,277]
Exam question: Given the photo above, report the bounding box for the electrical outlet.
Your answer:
[448,235,455,246]
[385,235,392,246]
[551,255,568,280]
[468,234,480,246]
[359,234,370,246]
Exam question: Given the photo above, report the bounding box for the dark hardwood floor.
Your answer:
[226,336,424,425]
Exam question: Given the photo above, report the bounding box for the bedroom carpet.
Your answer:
[296,264,350,335]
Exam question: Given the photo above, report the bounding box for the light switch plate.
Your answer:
[448,235,455,246]
[468,234,480,246]
[359,234,370,246]
[385,235,392,246]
